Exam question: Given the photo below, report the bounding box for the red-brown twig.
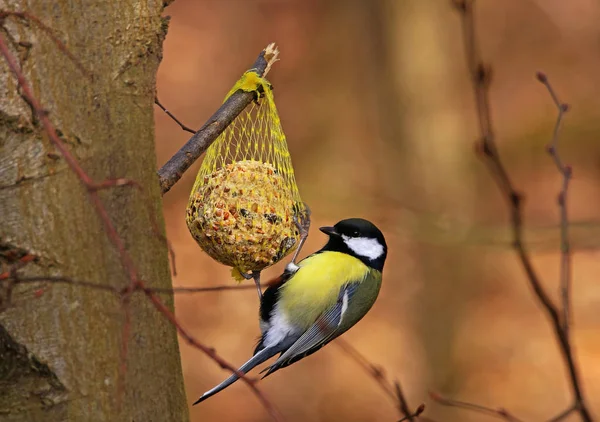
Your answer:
[450,1,592,421]
[536,72,572,333]
[0,273,257,295]
[161,284,256,293]
[89,177,179,276]
[0,24,282,421]
[399,404,425,422]
[142,287,283,421]
[548,404,577,422]
[0,253,36,278]
[0,275,119,293]
[0,269,281,420]
[395,382,426,422]
[335,338,396,402]
[0,254,36,311]
[430,392,523,422]
[0,10,90,78]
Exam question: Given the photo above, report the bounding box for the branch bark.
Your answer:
[157,43,279,195]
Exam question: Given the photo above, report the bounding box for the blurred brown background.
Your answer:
[154,1,600,421]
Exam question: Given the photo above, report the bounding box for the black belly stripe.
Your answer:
[259,285,279,324]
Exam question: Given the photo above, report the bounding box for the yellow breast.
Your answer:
[279,252,370,328]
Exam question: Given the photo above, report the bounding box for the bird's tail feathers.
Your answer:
[193,346,278,405]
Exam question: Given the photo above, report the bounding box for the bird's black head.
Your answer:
[319,218,387,271]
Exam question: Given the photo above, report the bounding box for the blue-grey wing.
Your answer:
[261,282,360,377]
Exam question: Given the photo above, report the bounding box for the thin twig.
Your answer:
[142,286,284,422]
[451,1,592,421]
[398,404,425,422]
[430,392,524,422]
[0,274,257,296]
[548,404,577,422]
[159,284,256,293]
[157,42,280,195]
[0,10,91,78]
[0,253,36,279]
[154,96,197,134]
[1,275,119,293]
[336,338,396,401]
[395,381,420,422]
[90,177,179,276]
[536,71,572,333]
[0,28,282,420]
[0,271,281,419]
[335,338,426,421]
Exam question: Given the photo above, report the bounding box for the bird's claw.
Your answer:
[293,202,311,238]
[238,270,254,280]
[290,202,311,265]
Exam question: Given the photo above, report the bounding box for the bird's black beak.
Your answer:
[319,226,339,237]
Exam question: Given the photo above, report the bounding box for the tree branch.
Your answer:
[398,404,426,422]
[156,43,280,195]
[335,338,426,421]
[154,97,196,134]
[548,404,577,422]
[536,72,572,333]
[430,392,524,422]
[0,272,261,299]
[450,1,592,421]
[0,10,91,78]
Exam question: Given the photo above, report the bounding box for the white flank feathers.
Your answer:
[339,290,349,326]
[264,303,298,347]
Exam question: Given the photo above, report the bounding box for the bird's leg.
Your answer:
[238,269,263,300]
[290,203,311,266]
[251,271,262,300]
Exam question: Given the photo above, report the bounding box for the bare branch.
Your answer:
[398,404,425,422]
[336,338,426,421]
[451,1,593,421]
[0,10,91,78]
[548,404,577,422]
[394,381,422,422]
[336,338,396,402]
[2,275,118,294]
[158,284,256,293]
[536,71,572,332]
[1,273,257,297]
[156,43,280,195]
[430,392,524,422]
[154,96,197,134]
[0,267,282,419]
[142,286,284,421]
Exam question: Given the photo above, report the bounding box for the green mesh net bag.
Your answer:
[186,70,307,280]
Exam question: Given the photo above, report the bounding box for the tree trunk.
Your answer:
[0,1,188,421]
[386,2,478,417]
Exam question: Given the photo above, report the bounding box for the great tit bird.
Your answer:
[193,217,387,404]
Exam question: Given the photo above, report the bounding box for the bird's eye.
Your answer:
[352,231,359,237]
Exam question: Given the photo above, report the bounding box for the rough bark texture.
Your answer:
[0,1,188,421]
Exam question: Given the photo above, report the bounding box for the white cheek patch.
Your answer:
[342,236,385,260]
